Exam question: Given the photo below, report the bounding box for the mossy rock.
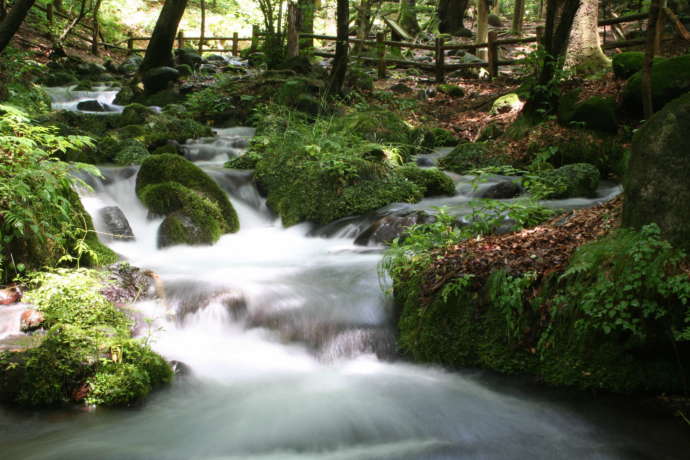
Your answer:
[623,92,690,252]
[254,150,422,226]
[399,164,455,197]
[438,142,509,174]
[621,54,690,115]
[339,109,415,158]
[4,187,117,271]
[175,64,193,77]
[277,55,312,74]
[0,269,172,407]
[417,127,458,148]
[612,51,665,79]
[569,96,618,133]
[113,139,150,165]
[41,71,78,87]
[539,163,600,199]
[138,88,183,107]
[119,103,156,126]
[476,122,504,141]
[136,154,239,234]
[437,84,465,98]
[142,66,180,93]
[143,113,213,145]
[491,93,521,114]
[225,151,264,169]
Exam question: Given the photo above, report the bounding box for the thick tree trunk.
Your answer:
[327,0,349,96]
[522,0,581,118]
[564,0,609,73]
[298,0,315,49]
[0,0,36,54]
[477,0,489,59]
[642,0,662,119]
[140,0,189,72]
[512,0,525,35]
[438,0,470,35]
[399,0,420,36]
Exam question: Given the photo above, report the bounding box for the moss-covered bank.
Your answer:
[390,200,690,393]
[0,269,172,407]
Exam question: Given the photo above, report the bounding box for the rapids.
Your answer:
[1,90,688,460]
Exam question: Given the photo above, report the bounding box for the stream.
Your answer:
[0,87,688,459]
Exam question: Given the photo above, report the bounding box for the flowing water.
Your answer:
[0,90,688,459]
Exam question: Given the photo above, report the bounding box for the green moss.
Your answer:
[437,84,465,98]
[399,164,455,197]
[417,127,458,148]
[144,113,214,145]
[622,53,690,114]
[491,93,521,114]
[225,151,263,169]
[136,154,239,233]
[612,52,665,79]
[562,96,618,133]
[0,269,173,407]
[119,103,156,126]
[539,163,600,198]
[438,142,510,174]
[339,109,416,157]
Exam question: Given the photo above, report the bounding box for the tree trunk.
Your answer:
[477,0,489,59]
[140,0,189,72]
[438,0,470,35]
[564,0,609,74]
[199,0,205,54]
[512,0,525,35]
[327,0,349,96]
[399,0,420,36]
[642,0,662,119]
[0,0,36,54]
[522,0,581,118]
[298,0,315,49]
[0,0,6,21]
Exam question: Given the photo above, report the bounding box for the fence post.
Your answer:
[251,25,259,51]
[177,30,185,49]
[376,32,386,79]
[232,32,239,56]
[435,36,445,83]
[127,33,134,54]
[47,2,53,25]
[91,17,100,55]
[536,25,545,46]
[487,30,498,78]
[287,2,299,57]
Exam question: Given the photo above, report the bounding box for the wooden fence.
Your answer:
[295,11,684,83]
[28,2,688,81]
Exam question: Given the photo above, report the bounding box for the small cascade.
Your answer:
[4,87,686,460]
[0,303,27,340]
[44,85,124,113]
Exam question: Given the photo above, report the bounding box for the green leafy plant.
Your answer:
[557,224,690,339]
[0,105,104,279]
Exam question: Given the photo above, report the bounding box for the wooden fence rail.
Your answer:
[297,10,685,83]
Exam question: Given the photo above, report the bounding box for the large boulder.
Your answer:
[142,66,180,93]
[98,206,135,242]
[567,96,618,133]
[623,92,690,251]
[136,155,239,246]
[398,165,455,197]
[612,51,665,80]
[354,211,435,246]
[621,54,690,115]
[175,48,202,69]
